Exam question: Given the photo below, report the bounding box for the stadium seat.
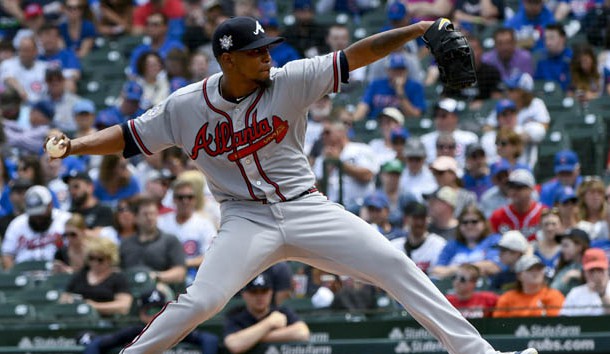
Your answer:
[0,303,36,320]
[0,273,31,291]
[35,302,99,322]
[125,268,156,298]
[534,128,571,183]
[6,287,61,304]
[282,297,316,313]
[8,260,52,274]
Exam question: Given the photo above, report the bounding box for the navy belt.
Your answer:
[261,187,318,204]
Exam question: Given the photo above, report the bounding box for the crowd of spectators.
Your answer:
[0,1,610,350]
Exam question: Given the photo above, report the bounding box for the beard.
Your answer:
[71,193,88,208]
[255,78,272,89]
[28,214,53,232]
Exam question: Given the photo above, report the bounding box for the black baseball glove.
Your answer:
[422,18,477,89]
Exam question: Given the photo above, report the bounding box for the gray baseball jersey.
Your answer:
[119,51,500,354]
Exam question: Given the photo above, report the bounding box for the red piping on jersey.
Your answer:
[245,92,287,202]
[122,300,171,350]
[202,78,261,201]
[129,119,152,156]
[332,51,339,93]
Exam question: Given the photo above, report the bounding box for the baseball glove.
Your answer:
[422,18,477,89]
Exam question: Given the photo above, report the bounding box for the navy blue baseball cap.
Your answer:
[490,159,511,177]
[31,100,55,120]
[496,99,517,115]
[554,150,579,173]
[364,191,390,209]
[244,273,273,291]
[122,81,143,101]
[390,127,409,142]
[557,187,577,204]
[212,17,284,58]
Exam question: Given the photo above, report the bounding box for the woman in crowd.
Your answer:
[493,255,565,317]
[135,51,170,110]
[576,177,609,241]
[551,228,590,295]
[431,205,501,279]
[59,0,96,57]
[569,44,603,102]
[54,214,91,274]
[494,128,529,170]
[533,208,562,278]
[94,155,140,208]
[60,237,133,316]
[556,189,580,230]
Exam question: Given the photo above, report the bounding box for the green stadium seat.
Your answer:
[35,302,99,322]
[562,113,607,177]
[9,260,52,274]
[282,297,316,313]
[0,303,36,320]
[0,273,31,291]
[6,287,61,304]
[125,268,156,298]
[534,128,571,183]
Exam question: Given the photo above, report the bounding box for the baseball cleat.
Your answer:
[500,349,538,354]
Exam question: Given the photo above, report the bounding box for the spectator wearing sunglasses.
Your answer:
[157,179,216,285]
[556,187,580,230]
[81,289,219,354]
[60,237,133,316]
[446,264,499,318]
[54,213,92,274]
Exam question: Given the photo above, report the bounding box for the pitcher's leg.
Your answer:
[121,215,285,354]
[283,198,497,354]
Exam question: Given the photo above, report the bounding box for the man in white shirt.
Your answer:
[313,121,379,213]
[0,36,47,103]
[399,137,437,201]
[1,185,71,270]
[421,98,478,167]
[157,179,217,285]
[560,248,610,316]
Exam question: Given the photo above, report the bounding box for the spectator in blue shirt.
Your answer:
[353,52,426,121]
[59,0,97,58]
[504,0,555,51]
[38,24,81,93]
[534,24,572,91]
[94,155,140,208]
[95,81,145,129]
[129,12,185,77]
[260,17,301,68]
[462,143,493,200]
[539,150,582,207]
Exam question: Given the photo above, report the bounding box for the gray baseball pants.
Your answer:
[121,193,497,354]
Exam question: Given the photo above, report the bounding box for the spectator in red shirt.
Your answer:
[490,169,546,240]
[446,263,499,318]
[132,0,185,39]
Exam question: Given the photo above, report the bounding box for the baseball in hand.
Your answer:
[46,137,67,158]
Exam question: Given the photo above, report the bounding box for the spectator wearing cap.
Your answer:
[399,137,437,201]
[533,24,572,91]
[504,72,550,162]
[493,255,564,317]
[82,288,218,353]
[421,98,479,167]
[424,186,459,240]
[1,185,72,270]
[539,150,582,207]
[223,273,310,354]
[368,107,408,165]
[489,169,546,240]
[260,17,300,68]
[391,201,446,273]
[504,0,555,51]
[575,177,609,241]
[64,170,114,235]
[43,67,82,134]
[429,156,477,217]
[561,248,610,316]
[431,205,502,279]
[481,28,534,82]
[11,4,44,50]
[378,158,417,228]
[353,52,426,121]
[73,99,97,138]
[0,36,48,103]
[312,121,379,213]
[157,179,217,285]
[446,264,500,319]
[38,24,82,93]
[488,230,530,292]
[479,159,512,218]
[462,143,492,200]
[362,190,406,240]
[550,228,590,295]
[129,13,186,76]
[96,81,145,129]
[282,0,328,58]
[0,178,33,237]
[556,186,579,230]
[532,209,562,277]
